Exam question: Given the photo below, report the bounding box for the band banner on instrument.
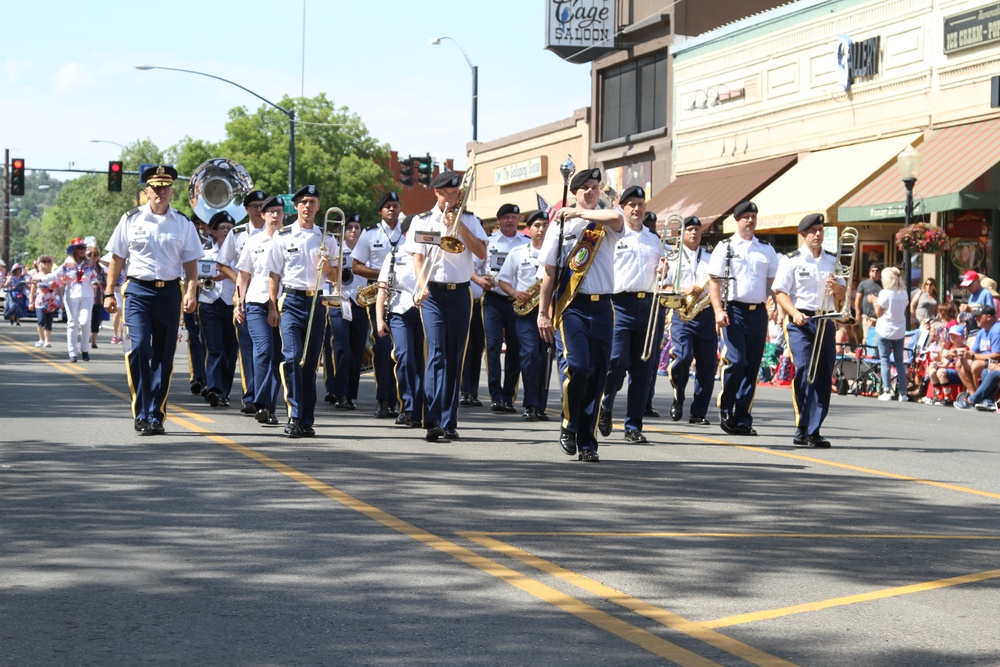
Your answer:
[553,221,605,327]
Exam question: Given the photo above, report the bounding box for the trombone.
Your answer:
[806,226,858,384]
[414,167,475,303]
[641,215,683,361]
[301,207,345,367]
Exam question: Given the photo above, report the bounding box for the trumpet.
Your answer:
[641,215,683,362]
[806,226,859,384]
[301,207,345,367]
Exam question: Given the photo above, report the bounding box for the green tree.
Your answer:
[172,93,395,225]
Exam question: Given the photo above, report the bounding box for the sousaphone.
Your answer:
[188,158,255,224]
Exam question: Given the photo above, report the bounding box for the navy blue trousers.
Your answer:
[245,303,281,413]
[602,293,654,432]
[718,303,767,426]
[421,285,472,430]
[278,293,327,426]
[483,292,521,403]
[555,295,613,452]
[122,280,182,422]
[389,307,425,420]
[785,316,836,437]
[200,298,238,399]
[645,306,667,408]
[461,299,485,399]
[183,310,206,385]
[324,304,366,400]
[367,303,397,403]
[667,307,718,419]
[515,311,548,412]
[234,317,254,406]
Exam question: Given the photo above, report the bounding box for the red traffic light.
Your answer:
[110,162,122,173]
[12,159,24,169]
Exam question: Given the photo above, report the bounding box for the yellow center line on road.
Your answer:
[468,531,1000,540]
[643,424,1000,501]
[156,414,730,667]
[701,567,1000,629]
[461,532,799,667]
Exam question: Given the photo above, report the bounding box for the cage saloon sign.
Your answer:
[545,0,616,64]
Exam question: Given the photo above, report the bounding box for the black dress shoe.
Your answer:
[134,418,151,434]
[374,400,389,418]
[219,396,230,408]
[736,424,758,436]
[490,400,507,413]
[426,425,445,442]
[241,402,257,415]
[266,413,279,426]
[688,416,710,426]
[720,412,738,434]
[325,393,338,404]
[469,396,483,407]
[148,420,166,435]
[460,393,473,406]
[300,425,316,437]
[205,390,221,407]
[669,400,682,422]
[503,401,516,413]
[443,427,460,440]
[395,413,411,426]
[345,399,357,410]
[598,408,612,437]
[536,411,550,422]
[256,407,270,423]
[793,434,830,448]
[560,428,577,456]
[811,433,830,447]
[624,430,648,443]
[522,407,538,421]
[386,404,398,417]
[410,419,424,429]
[190,380,205,395]
[284,419,303,438]
[579,449,600,462]
[644,405,660,418]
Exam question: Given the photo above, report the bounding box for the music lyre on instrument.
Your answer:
[806,226,858,384]
[641,214,682,362]
[301,207,345,367]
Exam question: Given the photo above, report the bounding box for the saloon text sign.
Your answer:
[545,0,617,64]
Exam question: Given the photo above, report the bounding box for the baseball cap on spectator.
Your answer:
[974,305,996,317]
[948,324,966,336]
[960,270,980,287]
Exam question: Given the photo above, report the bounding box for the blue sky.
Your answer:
[1,0,592,180]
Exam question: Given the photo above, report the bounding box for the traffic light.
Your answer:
[108,161,123,192]
[10,158,25,196]
[417,154,433,188]
[399,156,414,187]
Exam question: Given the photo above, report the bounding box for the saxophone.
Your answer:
[513,280,542,316]
[356,283,379,307]
[674,275,713,322]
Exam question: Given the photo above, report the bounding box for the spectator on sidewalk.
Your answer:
[870,266,909,401]
[954,306,1000,402]
[910,277,938,325]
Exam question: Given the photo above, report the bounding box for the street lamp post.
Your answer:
[897,145,922,330]
[134,65,296,194]
[90,139,126,150]
[429,37,478,141]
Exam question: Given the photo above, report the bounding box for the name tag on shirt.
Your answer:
[415,230,441,246]
[489,252,508,271]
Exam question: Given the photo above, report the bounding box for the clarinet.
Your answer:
[722,240,733,313]
[384,245,397,325]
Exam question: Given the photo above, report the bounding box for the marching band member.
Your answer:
[216,189,268,415]
[58,237,97,362]
[198,212,239,408]
[184,213,209,397]
[351,192,403,418]
[597,186,660,444]
[323,215,364,410]
[708,201,780,436]
[375,219,424,428]
[481,203,528,413]
[537,167,626,463]
[235,195,286,426]
[772,213,845,447]
[104,165,204,436]
[266,184,340,439]
[463,242,487,408]
[664,216,717,426]
[408,171,488,442]
[498,210,550,421]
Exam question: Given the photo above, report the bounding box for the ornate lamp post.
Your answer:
[896,145,922,329]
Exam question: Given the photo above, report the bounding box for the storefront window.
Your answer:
[599,52,667,142]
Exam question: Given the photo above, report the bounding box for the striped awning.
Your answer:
[839,118,1000,221]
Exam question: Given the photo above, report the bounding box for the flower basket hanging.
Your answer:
[895,223,950,255]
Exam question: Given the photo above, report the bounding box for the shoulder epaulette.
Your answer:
[232,224,247,235]
[278,225,293,235]
[418,210,434,219]
[786,249,800,258]
[126,207,141,218]
[824,249,836,257]
[759,238,770,245]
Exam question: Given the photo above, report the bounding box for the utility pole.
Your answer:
[3,148,10,267]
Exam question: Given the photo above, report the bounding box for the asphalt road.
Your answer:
[2,321,998,666]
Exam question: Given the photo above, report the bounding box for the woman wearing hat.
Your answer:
[3,263,30,326]
[58,237,97,361]
[28,256,61,347]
